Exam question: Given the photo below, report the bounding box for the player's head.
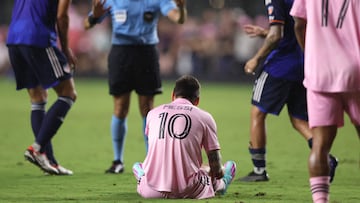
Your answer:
[172,75,200,105]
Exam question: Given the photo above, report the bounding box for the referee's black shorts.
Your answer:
[108,45,162,96]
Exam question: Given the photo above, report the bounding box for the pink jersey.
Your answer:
[290,0,360,92]
[142,98,220,193]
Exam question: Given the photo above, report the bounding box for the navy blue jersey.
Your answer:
[263,0,304,81]
[6,0,58,48]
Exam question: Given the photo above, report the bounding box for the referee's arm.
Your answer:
[167,0,187,24]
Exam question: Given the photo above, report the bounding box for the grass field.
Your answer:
[0,77,359,203]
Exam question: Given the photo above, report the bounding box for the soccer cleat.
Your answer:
[24,146,59,175]
[105,160,124,174]
[218,161,237,195]
[329,154,338,183]
[55,165,73,175]
[132,162,145,181]
[238,170,269,182]
[44,165,74,176]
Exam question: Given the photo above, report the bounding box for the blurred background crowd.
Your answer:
[0,0,267,82]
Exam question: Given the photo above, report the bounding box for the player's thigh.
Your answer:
[251,71,289,115]
[307,90,343,128]
[8,45,38,89]
[137,176,166,198]
[287,81,308,120]
[343,91,360,125]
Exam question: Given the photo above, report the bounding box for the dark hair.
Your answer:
[173,75,200,103]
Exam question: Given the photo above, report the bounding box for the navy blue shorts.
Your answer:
[251,71,308,121]
[107,45,162,96]
[7,45,72,90]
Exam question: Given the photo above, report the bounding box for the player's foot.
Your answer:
[238,170,269,182]
[218,161,237,195]
[329,154,338,183]
[132,162,145,181]
[24,146,59,175]
[44,165,74,176]
[105,160,124,174]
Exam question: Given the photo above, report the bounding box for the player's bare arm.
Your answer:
[207,150,224,179]
[84,0,111,29]
[167,0,187,24]
[293,17,307,51]
[243,24,269,38]
[57,0,76,69]
[244,24,283,75]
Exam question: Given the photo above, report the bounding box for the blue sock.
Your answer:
[31,102,57,165]
[143,117,148,154]
[249,148,266,173]
[111,115,127,163]
[36,97,74,153]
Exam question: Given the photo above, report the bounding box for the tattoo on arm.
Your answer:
[207,150,222,174]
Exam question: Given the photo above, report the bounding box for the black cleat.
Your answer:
[105,160,124,174]
[238,171,269,182]
[329,154,338,183]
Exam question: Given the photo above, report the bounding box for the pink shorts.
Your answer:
[307,89,360,128]
[137,169,220,199]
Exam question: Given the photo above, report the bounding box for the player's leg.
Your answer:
[307,90,343,202]
[34,47,77,151]
[287,81,312,141]
[138,95,155,153]
[243,105,269,180]
[105,45,133,173]
[239,71,287,182]
[105,93,130,174]
[134,45,162,154]
[136,174,168,198]
[309,126,337,203]
[12,46,75,174]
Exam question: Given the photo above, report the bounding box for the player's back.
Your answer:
[293,0,360,92]
[143,98,220,193]
[6,0,58,47]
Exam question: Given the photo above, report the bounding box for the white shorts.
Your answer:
[307,89,360,128]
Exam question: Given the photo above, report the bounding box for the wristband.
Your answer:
[88,15,99,26]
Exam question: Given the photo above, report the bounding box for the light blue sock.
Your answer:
[143,117,148,154]
[111,115,127,163]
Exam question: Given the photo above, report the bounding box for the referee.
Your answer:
[84,0,187,174]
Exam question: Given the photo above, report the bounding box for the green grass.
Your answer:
[0,77,359,203]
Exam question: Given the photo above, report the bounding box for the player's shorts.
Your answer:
[251,71,308,120]
[307,89,360,128]
[108,45,162,96]
[7,45,72,90]
[137,169,216,199]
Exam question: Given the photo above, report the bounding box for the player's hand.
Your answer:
[92,0,111,18]
[244,58,257,75]
[209,167,224,180]
[243,24,267,38]
[64,48,77,72]
[174,0,186,7]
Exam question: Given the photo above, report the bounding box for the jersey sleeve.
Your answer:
[266,0,286,25]
[290,0,307,19]
[202,112,221,152]
[160,0,177,16]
